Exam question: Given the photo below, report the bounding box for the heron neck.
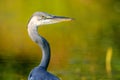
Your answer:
[28,24,50,70]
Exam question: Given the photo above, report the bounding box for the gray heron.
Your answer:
[27,12,72,80]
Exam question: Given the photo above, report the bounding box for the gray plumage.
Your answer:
[27,12,72,80]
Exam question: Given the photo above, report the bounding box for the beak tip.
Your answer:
[71,18,75,20]
[67,18,74,21]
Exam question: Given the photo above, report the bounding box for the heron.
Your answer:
[27,12,72,80]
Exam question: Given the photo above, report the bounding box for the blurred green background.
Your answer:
[0,0,120,80]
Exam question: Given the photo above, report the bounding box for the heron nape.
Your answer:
[27,12,72,80]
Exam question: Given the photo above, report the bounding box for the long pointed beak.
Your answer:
[39,15,73,25]
[52,16,73,22]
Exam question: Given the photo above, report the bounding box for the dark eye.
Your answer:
[41,16,46,19]
[37,16,46,21]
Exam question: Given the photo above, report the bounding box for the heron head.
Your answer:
[28,12,73,26]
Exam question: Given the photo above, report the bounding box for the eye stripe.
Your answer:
[37,16,47,21]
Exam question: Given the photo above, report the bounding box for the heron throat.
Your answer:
[27,24,50,70]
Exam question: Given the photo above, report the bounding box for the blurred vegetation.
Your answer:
[0,0,120,80]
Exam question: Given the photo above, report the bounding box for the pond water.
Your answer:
[0,50,120,80]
